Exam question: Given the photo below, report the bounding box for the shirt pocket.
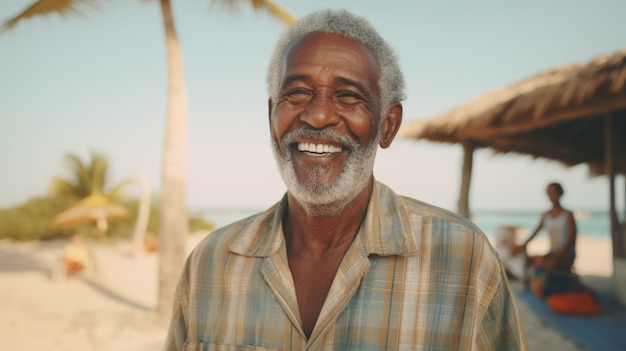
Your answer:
[183,341,280,351]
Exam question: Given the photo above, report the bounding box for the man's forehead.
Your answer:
[279,32,380,81]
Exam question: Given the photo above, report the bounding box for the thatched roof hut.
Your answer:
[401,48,626,305]
[401,49,626,175]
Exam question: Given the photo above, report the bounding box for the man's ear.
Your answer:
[379,102,403,149]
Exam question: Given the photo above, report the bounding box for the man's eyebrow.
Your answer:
[280,74,310,89]
[335,77,370,96]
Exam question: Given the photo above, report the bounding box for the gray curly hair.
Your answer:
[266,9,406,117]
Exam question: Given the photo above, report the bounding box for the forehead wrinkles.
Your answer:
[279,32,380,91]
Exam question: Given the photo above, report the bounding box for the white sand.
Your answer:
[0,234,206,351]
[0,233,614,350]
[527,236,613,277]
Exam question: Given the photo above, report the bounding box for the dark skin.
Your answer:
[268,32,403,338]
[512,184,577,271]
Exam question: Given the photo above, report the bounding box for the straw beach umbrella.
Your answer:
[400,48,626,304]
[51,194,129,235]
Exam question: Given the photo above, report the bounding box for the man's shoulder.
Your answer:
[397,194,503,272]
[399,195,483,234]
[189,204,281,259]
[384,191,495,260]
[374,181,486,239]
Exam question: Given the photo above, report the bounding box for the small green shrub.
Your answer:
[0,196,216,241]
[0,196,75,241]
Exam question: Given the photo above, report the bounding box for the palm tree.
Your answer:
[49,152,133,238]
[50,152,132,201]
[2,0,295,321]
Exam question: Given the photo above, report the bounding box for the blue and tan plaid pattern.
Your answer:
[164,181,527,350]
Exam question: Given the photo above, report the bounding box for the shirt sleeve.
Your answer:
[162,259,191,351]
[476,272,528,350]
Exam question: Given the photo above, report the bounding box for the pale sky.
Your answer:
[1,0,625,213]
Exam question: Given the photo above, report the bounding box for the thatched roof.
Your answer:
[401,49,626,175]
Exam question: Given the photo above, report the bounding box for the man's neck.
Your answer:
[283,179,373,257]
[281,179,374,338]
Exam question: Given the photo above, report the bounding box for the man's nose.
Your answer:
[299,95,339,129]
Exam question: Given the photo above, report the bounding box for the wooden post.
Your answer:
[605,113,622,258]
[607,114,626,307]
[133,176,151,257]
[457,142,474,219]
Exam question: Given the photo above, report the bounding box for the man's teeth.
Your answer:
[297,143,342,154]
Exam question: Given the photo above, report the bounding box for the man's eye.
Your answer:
[284,88,312,103]
[334,91,362,105]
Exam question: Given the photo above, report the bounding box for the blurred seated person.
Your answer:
[63,234,93,277]
[512,182,577,273]
[494,225,526,280]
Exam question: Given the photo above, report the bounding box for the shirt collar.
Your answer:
[229,181,419,257]
[359,181,419,256]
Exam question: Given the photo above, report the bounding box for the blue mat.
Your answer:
[515,289,626,351]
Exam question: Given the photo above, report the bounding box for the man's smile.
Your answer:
[290,140,349,166]
[297,142,342,154]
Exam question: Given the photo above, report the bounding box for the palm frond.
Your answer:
[209,0,295,26]
[63,153,91,197]
[252,0,296,26]
[1,0,103,34]
[106,177,135,201]
[49,176,76,197]
[89,152,109,195]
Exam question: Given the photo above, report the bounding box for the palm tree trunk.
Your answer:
[157,0,189,322]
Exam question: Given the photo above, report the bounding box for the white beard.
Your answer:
[271,128,380,217]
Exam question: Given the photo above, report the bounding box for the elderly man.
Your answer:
[164,9,526,350]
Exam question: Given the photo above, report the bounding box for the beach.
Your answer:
[513,236,613,351]
[0,234,613,350]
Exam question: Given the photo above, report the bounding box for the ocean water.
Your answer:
[200,208,615,239]
[472,211,611,238]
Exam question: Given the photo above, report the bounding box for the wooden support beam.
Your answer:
[605,113,622,258]
[457,142,474,219]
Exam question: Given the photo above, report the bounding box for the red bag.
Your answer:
[546,291,603,315]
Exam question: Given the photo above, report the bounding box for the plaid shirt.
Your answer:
[164,181,527,350]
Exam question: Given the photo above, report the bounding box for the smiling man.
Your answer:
[164,9,526,351]
[269,30,393,220]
